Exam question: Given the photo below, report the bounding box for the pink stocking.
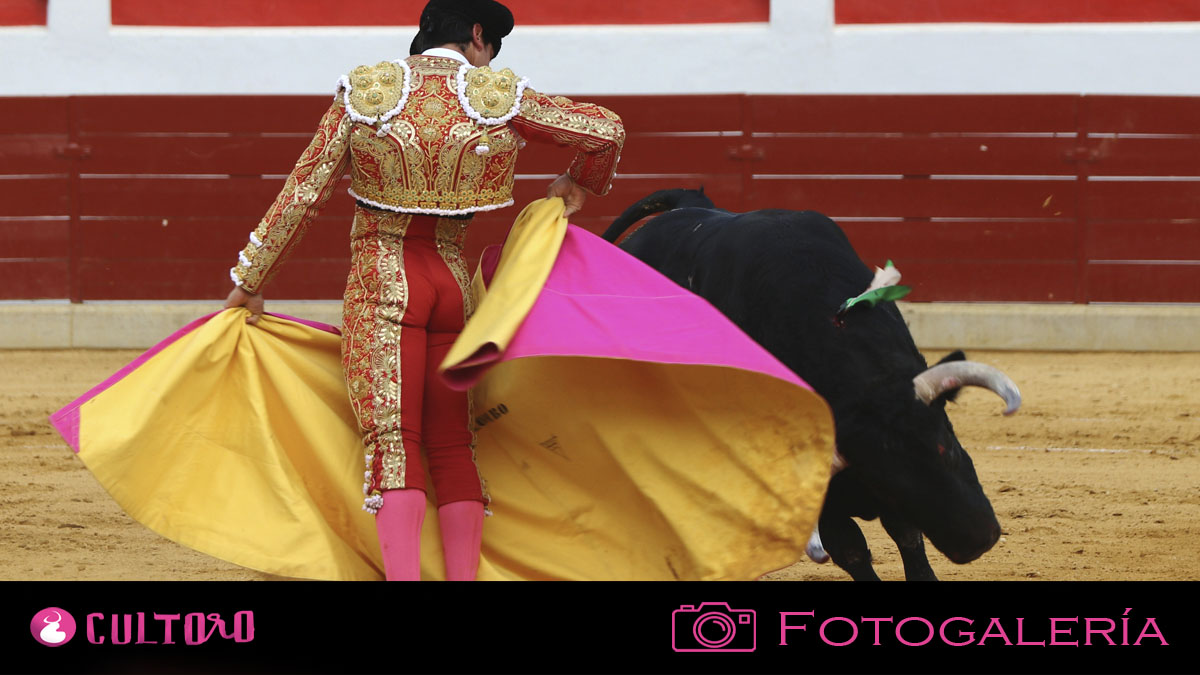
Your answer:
[438,500,484,581]
[375,488,427,581]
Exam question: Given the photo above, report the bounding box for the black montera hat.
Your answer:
[420,0,515,39]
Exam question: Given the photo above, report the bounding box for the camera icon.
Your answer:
[671,602,756,652]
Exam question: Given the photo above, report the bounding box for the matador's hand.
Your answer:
[547,173,586,217]
[224,286,265,325]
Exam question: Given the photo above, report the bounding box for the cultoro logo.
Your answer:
[31,608,77,647]
[84,611,255,645]
[29,608,255,647]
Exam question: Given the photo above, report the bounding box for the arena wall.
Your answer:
[1,1,1198,349]
[5,0,1200,96]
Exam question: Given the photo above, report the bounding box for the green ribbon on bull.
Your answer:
[836,260,912,316]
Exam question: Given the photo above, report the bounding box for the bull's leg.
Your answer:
[880,512,938,581]
[817,510,880,581]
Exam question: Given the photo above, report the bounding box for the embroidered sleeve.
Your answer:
[229,99,353,294]
[509,89,626,196]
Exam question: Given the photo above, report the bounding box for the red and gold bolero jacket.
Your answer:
[230,53,626,293]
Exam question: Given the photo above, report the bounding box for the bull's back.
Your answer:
[688,211,922,400]
[618,206,926,403]
[617,207,731,281]
[692,211,873,326]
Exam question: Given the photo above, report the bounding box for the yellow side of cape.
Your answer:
[74,199,833,580]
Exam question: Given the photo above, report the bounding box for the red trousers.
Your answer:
[342,208,486,510]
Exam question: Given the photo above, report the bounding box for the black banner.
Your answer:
[5,581,1195,674]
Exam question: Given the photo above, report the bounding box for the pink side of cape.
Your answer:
[48,312,341,453]
[447,225,810,391]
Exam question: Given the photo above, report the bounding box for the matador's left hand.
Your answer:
[547,173,586,217]
[224,286,265,325]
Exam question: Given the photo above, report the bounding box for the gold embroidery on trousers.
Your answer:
[374,231,409,491]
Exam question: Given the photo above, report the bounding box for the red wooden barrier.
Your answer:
[110,0,769,26]
[0,96,71,298]
[0,0,46,26]
[1,94,1198,303]
[1081,96,1200,302]
[745,95,1084,302]
[835,0,1200,24]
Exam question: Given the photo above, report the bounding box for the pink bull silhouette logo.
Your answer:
[31,607,77,647]
[671,602,756,652]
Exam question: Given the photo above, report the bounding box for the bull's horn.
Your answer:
[913,361,1021,415]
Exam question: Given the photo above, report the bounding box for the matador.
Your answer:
[222,0,625,581]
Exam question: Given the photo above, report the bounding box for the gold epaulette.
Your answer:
[460,66,527,124]
[340,61,411,124]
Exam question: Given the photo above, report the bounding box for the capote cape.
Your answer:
[51,199,834,580]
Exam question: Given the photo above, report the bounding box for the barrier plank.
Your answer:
[581,95,744,134]
[517,134,739,175]
[896,261,1076,302]
[840,220,1076,264]
[1087,262,1200,303]
[1087,222,1200,261]
[0,220,70,258]
[74,96,335,134]
[76,216,350,260]
[749,95,1078,134]
[79,258,351,300]
[751,135,1078,176]
[747,177,1077,219]
[1086,96,1200,135]
[0,135,74,175]
[77,176,356,218]
[0,97,68,134]
[1087,179,1200,221]
[1088,136,1200,177]
[0,177,71,217]
[78,135,314,175]
[0,261,69,299]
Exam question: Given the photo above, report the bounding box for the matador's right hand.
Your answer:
[547,173,586,218]
[224,286,265,325]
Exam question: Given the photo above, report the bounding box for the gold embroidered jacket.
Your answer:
[230,54,626,293]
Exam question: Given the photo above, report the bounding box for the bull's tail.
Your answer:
[600,188,715,243]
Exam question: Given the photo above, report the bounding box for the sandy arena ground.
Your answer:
[1,348,1197,581]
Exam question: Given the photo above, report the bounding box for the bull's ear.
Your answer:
[936,350,967,365]
[932,350,967,405]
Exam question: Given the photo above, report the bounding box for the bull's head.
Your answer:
[835,351,1019,565]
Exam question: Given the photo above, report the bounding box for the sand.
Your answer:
[2,348,1197,581]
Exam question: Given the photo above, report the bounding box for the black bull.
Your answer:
[601,189,1021,581]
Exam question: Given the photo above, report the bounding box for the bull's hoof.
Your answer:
[805,532,831,564]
